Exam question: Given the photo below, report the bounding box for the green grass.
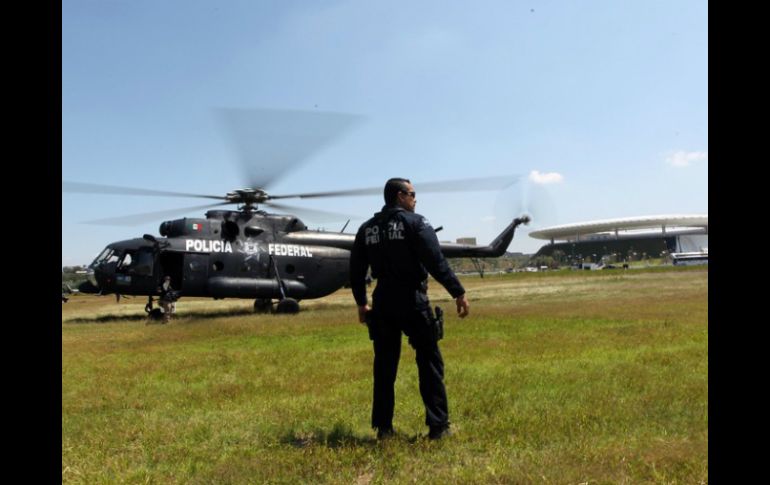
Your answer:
[62,267,708,484]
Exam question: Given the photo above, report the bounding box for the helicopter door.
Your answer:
[182,253,209,296]
[158,252,184,291]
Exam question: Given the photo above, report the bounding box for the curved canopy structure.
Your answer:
[529,214,708,242]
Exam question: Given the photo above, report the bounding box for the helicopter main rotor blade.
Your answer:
[215,108,363,190]
[267,175,523,200]
[80,202,232,226]
[416,174,522,192]
[267,186,382,200]
[262,201,356,223]
[63,181,225,201]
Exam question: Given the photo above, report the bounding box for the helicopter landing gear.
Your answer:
[145,296,163,323]
[253,298,273,314]
[275,298,300,314]
[267,254,300,314]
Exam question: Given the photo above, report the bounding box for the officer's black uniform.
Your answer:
[159,281,172,301]
[350,205,465,433]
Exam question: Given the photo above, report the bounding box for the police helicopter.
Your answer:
[63,109,531,314]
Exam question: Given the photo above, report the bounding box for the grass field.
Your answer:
[62,267,708,484]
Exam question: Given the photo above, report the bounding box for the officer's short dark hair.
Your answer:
[384,178,411,206]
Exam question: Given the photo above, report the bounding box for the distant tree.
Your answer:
[62,265,88,274]
[62,265,89,288]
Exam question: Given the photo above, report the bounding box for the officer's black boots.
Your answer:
[376,426,395,440]
[428,424,451,440]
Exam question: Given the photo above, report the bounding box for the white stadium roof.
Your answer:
[529,214,708,241]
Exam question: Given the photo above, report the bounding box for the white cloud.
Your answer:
[529,170,564,185]
[666,150,708,167]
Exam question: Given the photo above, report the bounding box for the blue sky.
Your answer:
[62,0,708,266]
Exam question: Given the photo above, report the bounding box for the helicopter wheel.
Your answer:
[275,298,300,314]
[253,298,273,314]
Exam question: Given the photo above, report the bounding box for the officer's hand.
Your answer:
[358,304,371,324]
[455,294,469,318]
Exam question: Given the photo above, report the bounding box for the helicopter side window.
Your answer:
[131,249,154,276]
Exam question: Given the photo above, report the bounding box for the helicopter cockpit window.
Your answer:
[117,252,133,270]
[91,247,114,267]
[94,248,120,266]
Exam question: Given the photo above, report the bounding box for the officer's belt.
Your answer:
[376,278,428,292]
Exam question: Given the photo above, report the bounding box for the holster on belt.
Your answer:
[432,306,444,341]
[364,309,377,341]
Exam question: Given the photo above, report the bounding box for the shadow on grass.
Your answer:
[65,307,257,324]
[278,422,429,448]
[280,422,428,448]
[281,422,375,448]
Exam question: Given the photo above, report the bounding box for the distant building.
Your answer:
[456,237,477,245]
[671,252,709,266]
[529,214,708,263]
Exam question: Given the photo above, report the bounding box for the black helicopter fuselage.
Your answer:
[82,210,353,301]
[80,209,528,305]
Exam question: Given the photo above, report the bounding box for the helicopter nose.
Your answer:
[77,269,100,294]
[77,279,100,294]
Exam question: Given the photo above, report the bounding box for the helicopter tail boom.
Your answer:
[282,216,530,258]
[439,216,530,258]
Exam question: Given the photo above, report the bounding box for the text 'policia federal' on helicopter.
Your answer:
[63,108,530,314]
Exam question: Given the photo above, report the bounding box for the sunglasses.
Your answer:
[400,190,416,198]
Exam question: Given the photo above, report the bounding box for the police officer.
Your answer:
[158,276,175,323]
[350,178,469,440]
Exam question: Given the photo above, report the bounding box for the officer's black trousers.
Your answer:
[371,310,449,430]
